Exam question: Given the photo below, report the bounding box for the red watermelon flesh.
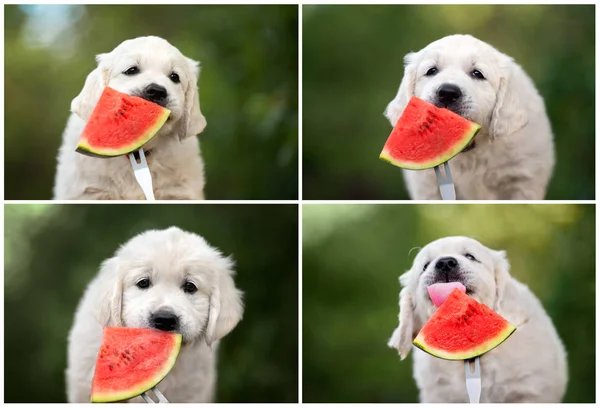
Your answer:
[76,87,171,158]
[380,96,481,170]
[91,327,182,403]
[414,289,516,360]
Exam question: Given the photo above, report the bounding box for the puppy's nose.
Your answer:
[150,310,179,332]
[143,83,168,103]
[435,256,458,273]
[437,84,462,105]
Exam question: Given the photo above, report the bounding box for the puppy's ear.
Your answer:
[384,52,417,126]
[71,53,110,121]
[93,257,124,326]
[388,271,417,360]
[205,259,244,347]
[492,250,512,313]
[176,58,207,141]
[489,62,528,139]
[492,249,528,325]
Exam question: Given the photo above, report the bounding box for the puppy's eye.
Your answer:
[425,67,438,76]
[471,69,485,80]
[136,278,151,289]
[465,253,477,261]
[123,66,140,76]
[182,281,197,294]
[169,72,180,84]
[423,262,430,272]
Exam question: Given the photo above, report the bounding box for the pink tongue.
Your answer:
[427,282,467,307]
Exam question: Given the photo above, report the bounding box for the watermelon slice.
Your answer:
[414,289,516,360]
[380,96,481,169]
[76,87,171,158]
[91,327,182,403]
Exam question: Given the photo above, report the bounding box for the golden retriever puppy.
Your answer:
[54,36,207,200]
[388,236,567,402]
[385,34,555,200]
[66,227,243,402]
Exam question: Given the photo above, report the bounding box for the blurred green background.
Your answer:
[5,5,298,199]
[303,5,594,200]
[4,204,298,402]
[303,204,594,402]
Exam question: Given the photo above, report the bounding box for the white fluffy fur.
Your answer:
[54,36,207,200]
[385,34,555,200]
[388,236,567,402]
[66,227,244,402]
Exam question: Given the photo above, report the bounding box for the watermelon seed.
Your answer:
[120,351,133,364]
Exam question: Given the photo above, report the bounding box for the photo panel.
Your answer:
[4,204,298,402]
[5,4,298,200]
[302,5,594,200]
[302,203,594,402]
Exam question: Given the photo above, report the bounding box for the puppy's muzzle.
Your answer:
[437,84,462,106]
[150,309,180,332]
[142,83,168,106]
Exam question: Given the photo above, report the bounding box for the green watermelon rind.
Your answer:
[413,318,516,360]
[90,332,182,403]
[76,104,171,158]
[379,121,481,170]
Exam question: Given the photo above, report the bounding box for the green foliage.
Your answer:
[302,204,594,402]
[5,5,298,199]
[4,204,298,402]
[303,5,594,199]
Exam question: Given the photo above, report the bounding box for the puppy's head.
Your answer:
[94,227,243,346]
[384,34,528,140]
[71,36,206,142]
[388,236,510,359]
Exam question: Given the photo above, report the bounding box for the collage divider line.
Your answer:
[297,3,303,403]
